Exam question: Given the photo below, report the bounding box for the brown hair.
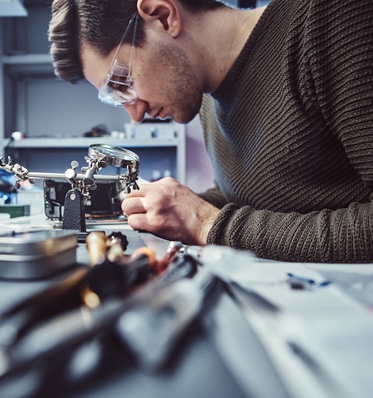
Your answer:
[48,0,226,83]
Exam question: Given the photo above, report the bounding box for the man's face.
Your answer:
[81,36,203,124]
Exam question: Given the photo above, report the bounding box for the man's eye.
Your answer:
[111,73,130,83]
[108,80,130,92]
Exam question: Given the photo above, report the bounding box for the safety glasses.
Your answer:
[98,13,138,107]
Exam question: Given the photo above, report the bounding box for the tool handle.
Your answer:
[86,231,107,265]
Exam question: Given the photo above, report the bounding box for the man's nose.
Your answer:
[123,100,147,123]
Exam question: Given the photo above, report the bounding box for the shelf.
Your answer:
[2,53,52,65]
[3,53,54,77]
[9,136,184,149]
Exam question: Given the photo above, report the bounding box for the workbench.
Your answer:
[1,214,373,398]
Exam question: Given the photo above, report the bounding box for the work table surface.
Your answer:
[1,214,373,398]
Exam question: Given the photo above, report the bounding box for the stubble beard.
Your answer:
[156,43,203,124]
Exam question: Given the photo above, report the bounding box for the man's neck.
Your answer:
[185,6,266,93]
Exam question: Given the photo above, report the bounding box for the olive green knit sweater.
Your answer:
[199,0,373,262]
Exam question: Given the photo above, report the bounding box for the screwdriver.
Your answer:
[85,231,156,301]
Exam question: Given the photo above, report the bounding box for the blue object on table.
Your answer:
[287,272,331,289]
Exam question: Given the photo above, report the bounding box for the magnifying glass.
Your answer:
[87,144,140,193]
[88,144,140,169]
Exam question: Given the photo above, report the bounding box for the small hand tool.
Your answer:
[85,231,156,301]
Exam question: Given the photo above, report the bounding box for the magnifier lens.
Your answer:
[88,144,139,168]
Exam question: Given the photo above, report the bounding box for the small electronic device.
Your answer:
[44,179,122,221]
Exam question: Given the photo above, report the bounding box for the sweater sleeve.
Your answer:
[306,0,373,188]
[207,201,373,263]
[207,0,373,263]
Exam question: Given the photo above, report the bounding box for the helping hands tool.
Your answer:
[0,144,140,238]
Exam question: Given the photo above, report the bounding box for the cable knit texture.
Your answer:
[199,0,373,262]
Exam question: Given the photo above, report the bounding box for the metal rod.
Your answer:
[27,172,123,182]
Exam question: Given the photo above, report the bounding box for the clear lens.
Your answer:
[98,79,137,107]
[98,61,137,107]
[98,14,138,108]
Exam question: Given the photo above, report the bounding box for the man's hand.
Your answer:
[122,177,220,245]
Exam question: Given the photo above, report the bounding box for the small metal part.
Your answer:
[65,167,77,186]
[0,157,35,186]
[107,232,129,252]
[69,192,77,201]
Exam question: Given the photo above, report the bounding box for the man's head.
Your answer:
[49,0,227,123]
[49,0,225,83]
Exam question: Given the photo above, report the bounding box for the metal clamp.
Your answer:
[0,144,140,197]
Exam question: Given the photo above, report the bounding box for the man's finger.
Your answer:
[122,197,146,215]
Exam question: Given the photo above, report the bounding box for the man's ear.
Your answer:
[137,0,181,37]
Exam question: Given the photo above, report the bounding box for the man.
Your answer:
[49,0,373,263]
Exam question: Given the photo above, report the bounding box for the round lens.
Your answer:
[88,144,139,168]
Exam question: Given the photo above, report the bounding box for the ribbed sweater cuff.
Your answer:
[206,203,241,245]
